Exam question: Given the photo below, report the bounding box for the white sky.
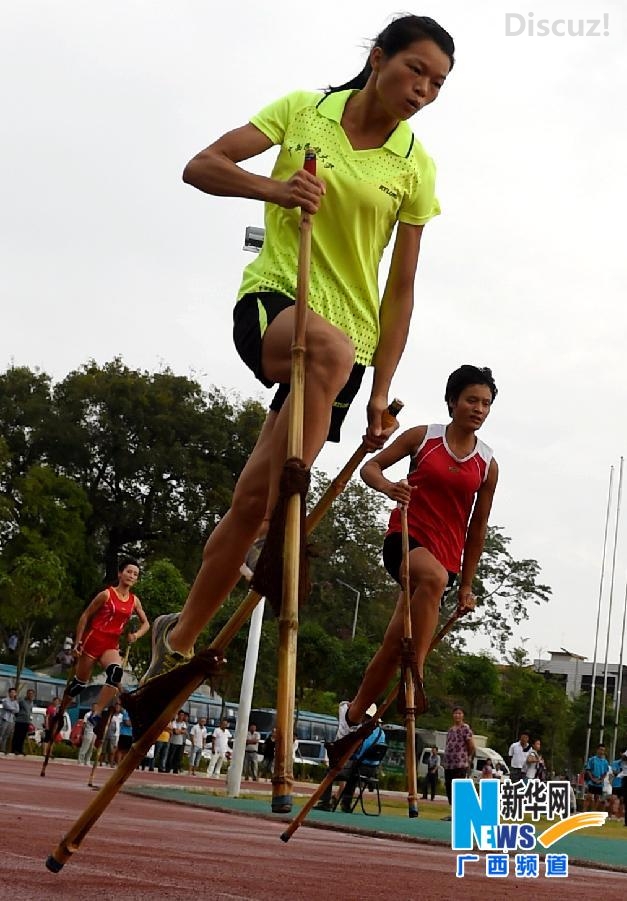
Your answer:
[2,1,626,664]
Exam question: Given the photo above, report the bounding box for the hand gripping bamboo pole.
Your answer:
[272,149,316,814]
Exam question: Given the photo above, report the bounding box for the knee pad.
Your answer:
[105,663,124,687]
[67,677,87,698]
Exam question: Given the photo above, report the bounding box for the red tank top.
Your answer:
[90,586,136,635]
[387,424,493,573]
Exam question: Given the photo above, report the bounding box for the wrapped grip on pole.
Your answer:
[304,149,316,175]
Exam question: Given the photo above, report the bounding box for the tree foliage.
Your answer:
[0,360,558,747]
[441,526,552,655]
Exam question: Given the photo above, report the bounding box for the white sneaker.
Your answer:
[337,701,359,740]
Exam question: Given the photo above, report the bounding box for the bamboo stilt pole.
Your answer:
[44,412,402,871]
[40,665,76,778]
[400,503,419,818]
[272,149,316,814]
[280,607,466,842]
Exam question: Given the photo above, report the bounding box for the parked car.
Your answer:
[294,739,328,768]
[31,706,72,744]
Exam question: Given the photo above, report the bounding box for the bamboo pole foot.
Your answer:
[45,855,65,873]
[271,794,293,813]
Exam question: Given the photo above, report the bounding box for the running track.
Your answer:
[1,757,625,900]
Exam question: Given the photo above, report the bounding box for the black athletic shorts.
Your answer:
[233,291,365,443]
[382,532,457,589]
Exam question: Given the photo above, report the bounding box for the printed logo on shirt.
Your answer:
[379,184,399,199]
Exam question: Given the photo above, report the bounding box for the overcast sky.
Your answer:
[2,1,626,665]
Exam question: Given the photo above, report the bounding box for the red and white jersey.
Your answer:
[387,424,493,573]
[90,586,136,636]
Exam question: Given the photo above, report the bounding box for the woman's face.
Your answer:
[450,384,493,431]
[119,564,140,587]
[372,38,451,121]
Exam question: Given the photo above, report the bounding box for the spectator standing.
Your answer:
[78,704,98,765]
[166,710,188,774]
[0,687,19,754]
[442,706,475,819]
[608,750,627,821]
[508,731,530,783]
[584,744,610,812]
[207,718,232,778]
[115,709,133,764]
[261,727,277,779]
[243,722,261,781]
[101,702,122,766]
[189,717,208,775]
[525,739,546,782]
[11,689,35,755]
[55,647,74,672]
[153,725,171,773]
[422,746,441,800]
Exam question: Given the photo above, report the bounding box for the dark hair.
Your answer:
[118,556,139,573]
[445,365,498,416]
[328,15,455,93]
[452,705,465,714]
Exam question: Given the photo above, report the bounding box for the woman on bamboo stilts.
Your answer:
[142,15,456,684]
[62,558,149,730]
[337,365,498,737]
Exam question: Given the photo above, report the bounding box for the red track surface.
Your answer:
[1,757,625,900]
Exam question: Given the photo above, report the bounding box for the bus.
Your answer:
[0,664,238,731]
[0,664,339,744]
[249,707,338,743]
[0,663,70,708]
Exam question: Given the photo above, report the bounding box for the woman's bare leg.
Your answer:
[348,548,449,721]
[92,649,124,713]
[168,310,355,654]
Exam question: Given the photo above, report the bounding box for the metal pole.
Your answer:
[227,598,265,797]
[611,578,627,761]
[600,457,623,745]
[336,579,361,642]
[585,465,615,762]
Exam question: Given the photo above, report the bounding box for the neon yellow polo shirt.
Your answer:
[237,90,440,366]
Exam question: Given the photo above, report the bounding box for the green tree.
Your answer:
[130,559,190,676]
[442,526,552,654]
[0,366,51,491]
[446,653,500,721]
[47,359,265,580]
[0,463,94,661]
[305,474,398,642]
[0,551,65,689]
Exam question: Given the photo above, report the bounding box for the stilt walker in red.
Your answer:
[338,365,499,738]
[60,558,149,734]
